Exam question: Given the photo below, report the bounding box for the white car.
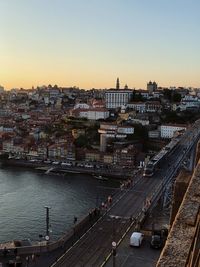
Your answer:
[61,162,72,166]
[44,160,51,164]
[85,164,93,168]
[77,163,84,167]
[29,159,36,162]
[52,161,60,165]
[130,232,144,247]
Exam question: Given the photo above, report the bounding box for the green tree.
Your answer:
[172,92,181,102]
[75,135,90,148]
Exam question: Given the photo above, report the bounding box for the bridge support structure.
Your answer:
[182,140,200,172]
[161,182,173,212]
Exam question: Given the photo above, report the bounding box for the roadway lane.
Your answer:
[51,176,164,267]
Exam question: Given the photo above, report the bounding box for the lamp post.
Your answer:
[112,241,117,267]
[110,215,119,267]
[44,206,51,241]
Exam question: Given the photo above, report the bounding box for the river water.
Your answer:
[0,166,119,243]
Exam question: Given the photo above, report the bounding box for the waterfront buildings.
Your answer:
[98,123,134,152]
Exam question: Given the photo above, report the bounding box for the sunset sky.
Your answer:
[0,0,200,90]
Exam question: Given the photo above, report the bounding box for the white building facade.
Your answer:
[160,124,186,139]
[127,102,146,113]
[105,89,133,109]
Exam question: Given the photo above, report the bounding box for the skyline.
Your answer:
[0,0,200,89]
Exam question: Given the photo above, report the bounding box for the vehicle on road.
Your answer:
[150,229,167,249]
[143,135,182,177]
[150,235,162,249]
[130,232,144,247]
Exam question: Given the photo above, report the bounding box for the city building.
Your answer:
[0,85,4,94]
[179,95,200,111]
[160,124,187,139]
[98,123,134,152]
[85,150,100,162]
[105,89,133,109]
[148,130,160,139]
[127,102,146,113]
[145,101,162,112]
[71,108,109,120]
[147,81,157,94]
[113,144,138,167]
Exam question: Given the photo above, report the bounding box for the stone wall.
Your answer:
[157,160,200,267]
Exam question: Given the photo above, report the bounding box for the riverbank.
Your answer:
[1,159,135,179]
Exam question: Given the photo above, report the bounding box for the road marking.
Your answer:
[120,254,130,267]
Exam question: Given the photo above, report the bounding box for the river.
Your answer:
[0,165,119,243]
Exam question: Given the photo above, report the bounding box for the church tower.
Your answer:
[116,77,120,90]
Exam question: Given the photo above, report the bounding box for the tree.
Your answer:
[172,92,181,102]
[163,89,172,100]
[74,135,90,148]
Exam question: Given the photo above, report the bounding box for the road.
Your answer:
[50,176,161,267]
[104,234,160,267]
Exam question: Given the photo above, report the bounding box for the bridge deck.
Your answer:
[48,122,200,267]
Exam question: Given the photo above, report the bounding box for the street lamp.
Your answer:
[112,241,117,267]
[109,215,120,267]
[44,206,51,241]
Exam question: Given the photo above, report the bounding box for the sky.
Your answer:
[0,0,200,90]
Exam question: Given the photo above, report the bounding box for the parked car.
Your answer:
[130,232,144,247]
[61,162,72,166]
[29,159,36,162]
[77,163,84,167]
[150,235,162,249]
[84,163,93,168]
[44,160,51,164]
[150,229,167,249]
[52,161,60,165]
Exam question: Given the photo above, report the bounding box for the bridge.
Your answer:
[1,120,199,267]
[46,120,200,267]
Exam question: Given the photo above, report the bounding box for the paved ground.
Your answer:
[104,210,165,267]
[105,234,160,267]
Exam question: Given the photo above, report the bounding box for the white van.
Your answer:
[130,232,144,247]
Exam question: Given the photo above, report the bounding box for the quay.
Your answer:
[2,159,135,179]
